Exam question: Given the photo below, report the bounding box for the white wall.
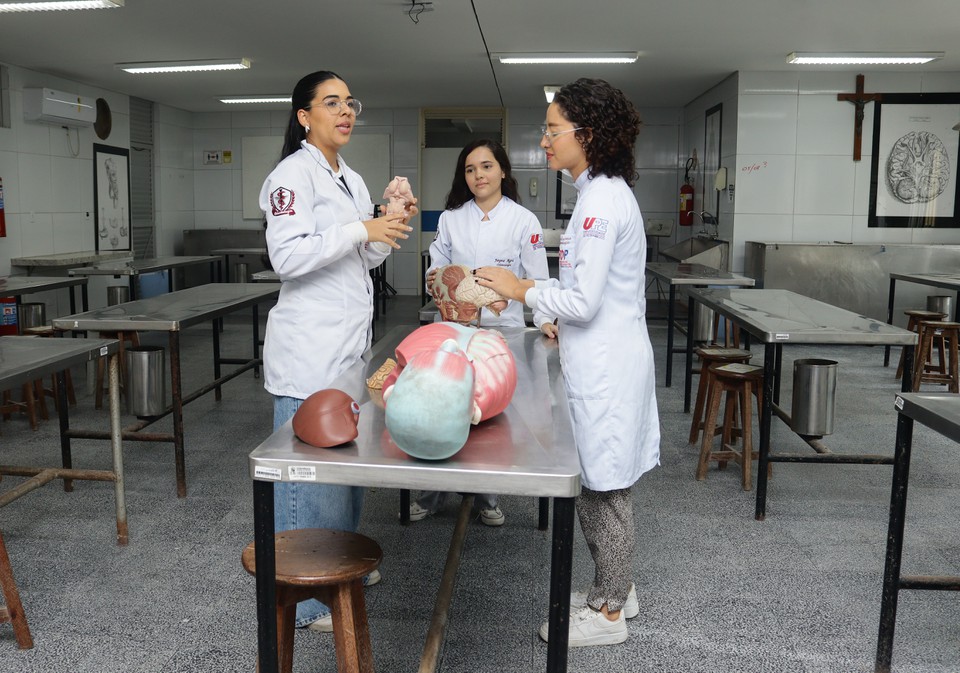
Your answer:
[729,70,960,271]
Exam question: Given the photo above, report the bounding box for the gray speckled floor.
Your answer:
[0,295,958,672]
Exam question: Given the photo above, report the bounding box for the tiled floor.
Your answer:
[0,294,958,672]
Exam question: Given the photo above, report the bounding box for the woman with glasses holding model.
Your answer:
[259,70,415,632]
[474,78,660,648]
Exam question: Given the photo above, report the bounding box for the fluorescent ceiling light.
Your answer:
[496,52,638,65]
[117,58,250,74]
[221,96,291,105]
[543,86,561,103]
[0,0,122,10]
[787,51,943,65]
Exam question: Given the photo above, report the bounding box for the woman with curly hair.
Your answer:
[474,78,660,648]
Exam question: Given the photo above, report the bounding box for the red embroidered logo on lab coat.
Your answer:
[270,187,296,216]
[582,217,608,239]
[530,234,545,250]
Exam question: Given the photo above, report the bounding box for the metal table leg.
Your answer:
[683,294,695,413]
[546,496,575,673]
[253,480,278,673]
[665,285,676,387]
[755,343,776,520]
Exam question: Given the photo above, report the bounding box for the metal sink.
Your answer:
[660,235,729,270]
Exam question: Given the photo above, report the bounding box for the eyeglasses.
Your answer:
[541,126,583,143]
[306,98,363,116]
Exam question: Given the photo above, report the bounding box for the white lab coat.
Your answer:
[259,141,391,399]
[428,197,551,329]
[526,172,660,491]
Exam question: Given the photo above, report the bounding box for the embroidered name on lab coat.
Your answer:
[270,187,296,216]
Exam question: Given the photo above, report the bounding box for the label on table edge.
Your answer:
[254,466,282,481]
[775,333,790,340]
[100,346,108,356]
[288,466,317,481]
[895,396,904,410]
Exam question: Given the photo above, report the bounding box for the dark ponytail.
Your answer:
[278,70,343,163]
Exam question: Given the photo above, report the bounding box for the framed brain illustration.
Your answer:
[868,93,960,228]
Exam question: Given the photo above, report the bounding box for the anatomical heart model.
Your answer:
[431,264,508,325]
[382,322,517,460]
[382,176,416,215]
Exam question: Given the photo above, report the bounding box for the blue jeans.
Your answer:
[273,395,365,627]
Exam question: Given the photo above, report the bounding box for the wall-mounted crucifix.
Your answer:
[837,74,883,161]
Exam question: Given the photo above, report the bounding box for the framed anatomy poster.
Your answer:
[93,143,132,251]
[868,93,960,228]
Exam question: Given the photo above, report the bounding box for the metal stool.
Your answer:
[912,320,960,393]
[242,528,381,673]
[896,309,945,381]
[696,362,766,490]
[688,347,752,445]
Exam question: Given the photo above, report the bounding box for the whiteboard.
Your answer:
[241,134,391,220]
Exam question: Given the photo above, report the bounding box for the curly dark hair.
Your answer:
[554,78,641,186]
[444,139,520,210]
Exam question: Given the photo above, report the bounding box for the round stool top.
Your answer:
[242,528,382,587]
[696,347,751,361]
[918,320,960,330]
[904,309,946,319]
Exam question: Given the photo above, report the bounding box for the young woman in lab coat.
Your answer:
[260,70,415,632]
[475,78,660,647]
[410,138,553,526]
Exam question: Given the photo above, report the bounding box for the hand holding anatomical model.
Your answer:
[382,176,417,216]
[431,264,508,325]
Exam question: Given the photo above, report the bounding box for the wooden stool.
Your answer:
[896,309,945,380]
[95,330,140,410]
[242,528,381,673]
[0,380,48,431]
[912,320,960,393]
[0,531,33,649]
[688,347,752,445]
[696,362,765,491]
[23,326,77,410]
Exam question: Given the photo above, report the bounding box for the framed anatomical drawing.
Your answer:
[94,143,132,251]
[868,93,960,228]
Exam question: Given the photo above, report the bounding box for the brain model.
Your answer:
[382,176,416,215]
[431,264,508,325]
[382,322,517,460]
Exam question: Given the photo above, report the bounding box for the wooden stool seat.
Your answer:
[242,528,382,673]
[688,347,752,445]
[912,320,960,393]
[896,310,946,380]
[696,362,767,491]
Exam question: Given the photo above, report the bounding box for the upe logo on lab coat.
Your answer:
[530,234,545,250]
[582,217,608,239]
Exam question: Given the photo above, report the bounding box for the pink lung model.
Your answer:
[382,322,517,459]
[382,176,416,215]
[431,264,509,325]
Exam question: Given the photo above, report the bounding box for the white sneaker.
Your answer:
[570,582,639,619]
[306,613,333,632]
[479,506,505,527]
[538,606,627,647]
[363,569,381,587]
[408,502,431,522]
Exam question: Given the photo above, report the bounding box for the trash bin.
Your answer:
[791,358,838,437]
[17,302,46,330]
[234,262,249,283]
[107,285,130,306]
[693,304,715,342]
[126,346,166,417]
[927,295,952,320]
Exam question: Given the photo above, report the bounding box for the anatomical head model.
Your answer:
[383,176,416,215]
[382,322,517,460]
[431,264,508,325]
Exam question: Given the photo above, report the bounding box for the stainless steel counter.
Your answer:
[11,250,133,275]
[0,336,127,545]
[0,275,89,317]
[67,256,222,300]
[249,325,580,673]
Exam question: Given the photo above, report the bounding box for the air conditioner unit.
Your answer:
[23,88,96,128]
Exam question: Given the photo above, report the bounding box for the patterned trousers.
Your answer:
[577,485,635,613]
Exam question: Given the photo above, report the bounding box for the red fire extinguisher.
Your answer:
[679,156,696,226]
[0,177,6,238]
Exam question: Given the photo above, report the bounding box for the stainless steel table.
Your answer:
[250,270,278,283]
[10,250,132,276]
[0,275,89,326]
[210,247,267,283]
[53,283,279,497]
[645,262,756,391]
[0,336,126,544]
[249,326,581,673]
[687,288,918,519]
[884,272,960,366]
[67,255,221,300]
[875,392,960,673]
